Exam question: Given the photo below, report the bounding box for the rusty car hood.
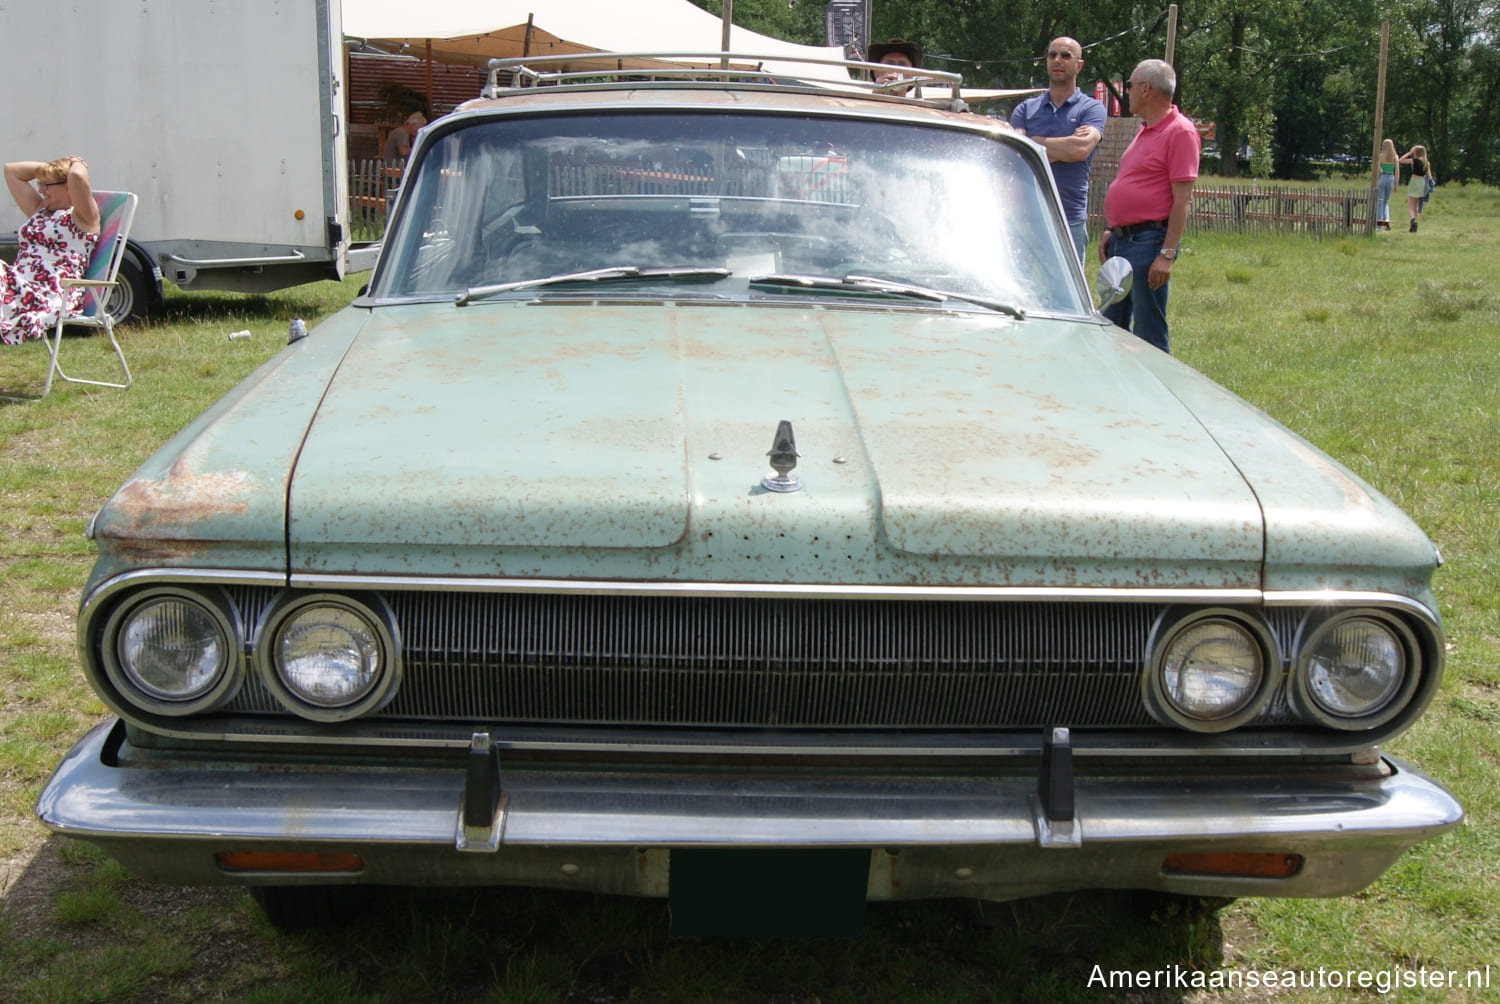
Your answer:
[276,301,1259,587]
[89,300,1438,595]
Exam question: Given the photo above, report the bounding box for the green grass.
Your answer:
[1170,183,1500,1002]
[2,187,1499,1002]
[0,277,360,867]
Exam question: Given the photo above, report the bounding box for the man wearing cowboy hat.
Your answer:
[867,38,923,91]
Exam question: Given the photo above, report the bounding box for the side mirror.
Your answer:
[1094,256,1133,309]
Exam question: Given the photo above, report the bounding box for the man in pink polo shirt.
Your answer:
[1099,59,1200,353]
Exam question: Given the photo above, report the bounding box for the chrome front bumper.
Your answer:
[36,721,1463,902]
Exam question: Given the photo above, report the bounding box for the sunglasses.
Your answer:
[1124,80,1148,91]
[1046,51,1076,60]
[37,180,68,190]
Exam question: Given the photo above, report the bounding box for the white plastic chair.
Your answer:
[39,190,137,397]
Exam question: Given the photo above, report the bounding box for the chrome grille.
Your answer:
[230,591,1181,728]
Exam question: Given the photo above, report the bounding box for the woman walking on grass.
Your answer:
[1375,139,1399,231]
[1399,144,1433,232]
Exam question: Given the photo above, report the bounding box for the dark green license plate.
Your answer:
[668,848,869,937]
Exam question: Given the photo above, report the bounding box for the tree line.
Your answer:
[690,0,1500,184]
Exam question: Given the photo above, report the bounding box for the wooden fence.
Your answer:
[348,159,403,242]
[1189,184,1375,235]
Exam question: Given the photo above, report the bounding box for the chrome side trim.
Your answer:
[85,568,1446,615]
[1264,590,1441,628]
[83,568,1275,633]
[84,569,1440,620]
[81,568,286,626]
[290,573,1267,604]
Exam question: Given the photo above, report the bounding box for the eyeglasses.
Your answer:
[1046,51,1076,60]
[1124,80,1148,92]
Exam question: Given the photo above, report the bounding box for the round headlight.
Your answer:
[100,588,242,716]
[119,597,228,700]
[277,607,381,706]
[259,595,399,721]
[1146,610,1278,732]
[1163,621,1263,717]
[1302,616,1408,722]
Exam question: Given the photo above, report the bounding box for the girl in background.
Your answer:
[1375,139,1398,231]
[1399,145,1433,233]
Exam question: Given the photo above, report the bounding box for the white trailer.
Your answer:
[1,0,369,322]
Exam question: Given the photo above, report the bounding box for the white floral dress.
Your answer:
[1,208,98,345]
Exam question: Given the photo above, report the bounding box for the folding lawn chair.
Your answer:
[34,190,137,398]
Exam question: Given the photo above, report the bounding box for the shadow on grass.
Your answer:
[0,836,1231,1003]
[150,285,356,327]
[0,326,138,405]
[0,383,44,405]
[275,885,1231,1003]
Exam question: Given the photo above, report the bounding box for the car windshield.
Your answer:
[369,111,1088,316]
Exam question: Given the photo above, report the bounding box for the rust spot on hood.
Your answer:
[100,458,258,538]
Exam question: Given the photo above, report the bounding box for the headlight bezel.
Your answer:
[1290,609,1422,730]
[99,586,243,716]
[254,592,401,722]
[1144,608,1281,732]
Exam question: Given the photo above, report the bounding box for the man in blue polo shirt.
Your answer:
[1009,37,1107,262]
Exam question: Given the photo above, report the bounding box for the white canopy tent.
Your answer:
[342,0,854,83]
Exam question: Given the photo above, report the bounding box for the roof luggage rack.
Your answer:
[479,51,972,111]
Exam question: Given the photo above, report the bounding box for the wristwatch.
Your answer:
[1159,247,1178,260]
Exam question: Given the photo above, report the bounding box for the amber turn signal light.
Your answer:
[1162,852,1303,878]
[216,851,364,873]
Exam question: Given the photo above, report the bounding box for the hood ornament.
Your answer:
[761,420,803,493]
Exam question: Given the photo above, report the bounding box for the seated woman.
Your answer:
[3,156,100,345]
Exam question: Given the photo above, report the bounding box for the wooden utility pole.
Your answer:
[721,0,733,70]
[1166,4,1178,66]
[1370,22,1390,189]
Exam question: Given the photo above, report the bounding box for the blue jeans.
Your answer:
[1067,219,1088,264]
[1101,227,1171,352]
[1376,173,1395,223]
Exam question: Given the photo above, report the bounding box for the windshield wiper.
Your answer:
[747,272,1025,320]
[457,266,732,305]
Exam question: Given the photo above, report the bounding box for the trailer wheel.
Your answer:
[105,256,151,325]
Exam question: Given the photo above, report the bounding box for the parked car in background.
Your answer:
[38,53,1461,935]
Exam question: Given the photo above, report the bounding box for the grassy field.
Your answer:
[1,185,1497,1002]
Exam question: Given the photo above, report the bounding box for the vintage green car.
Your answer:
[38,55,1461,934]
